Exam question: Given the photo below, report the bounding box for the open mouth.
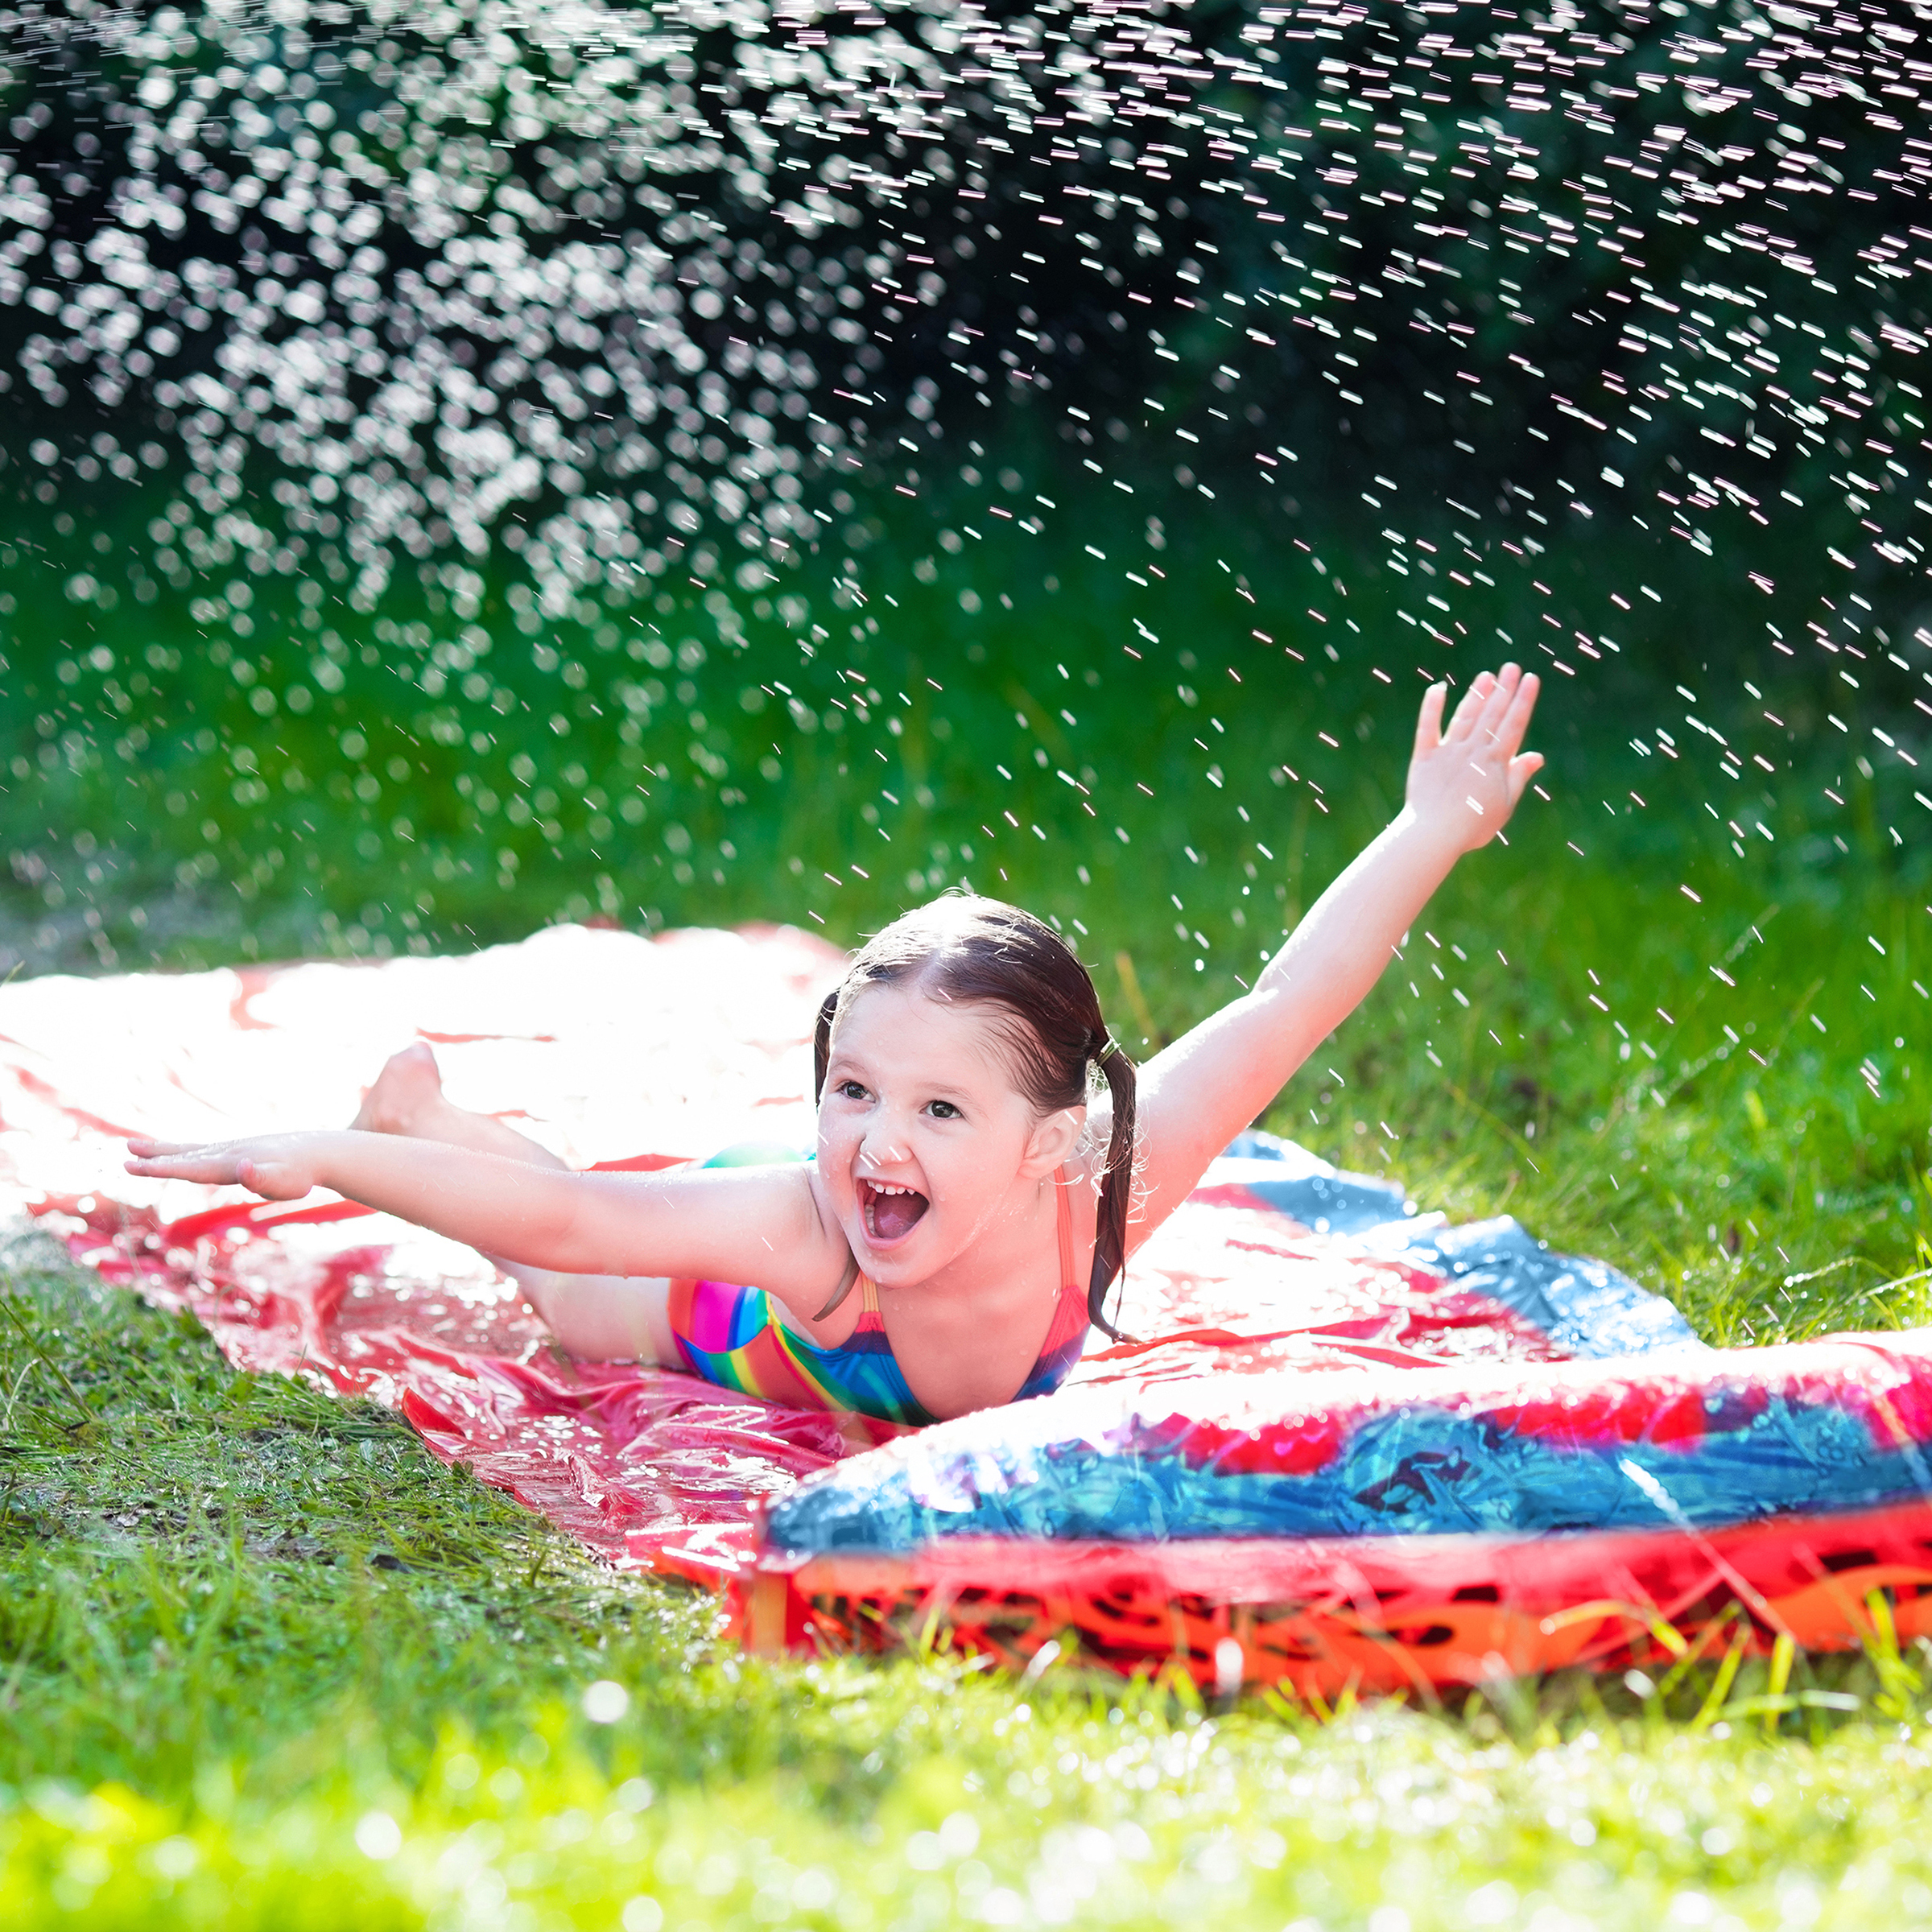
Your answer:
[858,1177,929,1246]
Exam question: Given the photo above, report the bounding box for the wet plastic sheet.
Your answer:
[9,925,1931,1690]
[3,926,858,1563]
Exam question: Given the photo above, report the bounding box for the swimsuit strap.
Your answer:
[1055,1164,1077,1297]
[1011,1165,1092,1404]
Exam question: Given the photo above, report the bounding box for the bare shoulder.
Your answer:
[587,1154,847,1298]
[753,1155,857,1298]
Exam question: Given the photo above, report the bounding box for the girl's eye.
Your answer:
[837,1080,867,1101]
[927,1100,961,1121]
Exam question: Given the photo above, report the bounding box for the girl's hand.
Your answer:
[1405,663,1544,852]
[126,1129,845,1306]
[125,1132,330,1202]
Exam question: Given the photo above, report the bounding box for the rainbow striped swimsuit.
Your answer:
[667,1170,1089,1427]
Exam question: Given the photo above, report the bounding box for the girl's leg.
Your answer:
[352,1041,572,1168]
[354,1043,678,1364]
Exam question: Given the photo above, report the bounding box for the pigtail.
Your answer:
[811,989,840,1103]
[1088,1033,1137,1342]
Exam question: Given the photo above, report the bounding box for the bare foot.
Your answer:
[351,1042,449,1137]
[351,1040,569,1170]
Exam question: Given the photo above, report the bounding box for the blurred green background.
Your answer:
[2,0,1926,1001]
[2,0,1926,1315]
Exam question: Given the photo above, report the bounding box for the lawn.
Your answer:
[2,644,1929,1922]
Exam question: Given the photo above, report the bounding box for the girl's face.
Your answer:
[816,980,1080,1289]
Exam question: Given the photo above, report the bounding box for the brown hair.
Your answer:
[812,895,1138,1340]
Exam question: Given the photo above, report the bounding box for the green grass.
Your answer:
[7,6,1932,1909]
[3,791,1930,1924]
[6,456,1925,980]
[6,452,1932,1924]
[5,1254,1932,1932]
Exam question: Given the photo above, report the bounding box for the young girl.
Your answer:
[126,664,1543,1424]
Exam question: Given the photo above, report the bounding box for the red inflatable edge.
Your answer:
[708,1498,1932,1695]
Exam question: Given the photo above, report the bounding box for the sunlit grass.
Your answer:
[6,1271,1932,1932]
[4,464,1921,984]
[5,499,1931,1922]
[2,775,1930,1922]
[6,1230,1932,1932]
[4,466,1930,1930]
[1258,832,1931,1350]
[6,1,1932,1910]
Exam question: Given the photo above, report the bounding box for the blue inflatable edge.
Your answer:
[766,1392,1932,1554]
[1218,1129,1702,1359]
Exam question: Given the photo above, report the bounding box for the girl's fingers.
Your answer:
[123,1143,258,1184]
[1506,749,1546,806]
[1474,663,1522,744]
[1413,680,1448,757]
[1492,667,1542,754]
[124,1158,225,1181]
[1444,671,1495,741]
[1447,669,1515,751]
[1451,664,1536,766]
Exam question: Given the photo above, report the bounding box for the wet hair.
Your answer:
[812,895,1138,1340]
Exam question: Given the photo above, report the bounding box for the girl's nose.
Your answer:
[861,1125,910,1167]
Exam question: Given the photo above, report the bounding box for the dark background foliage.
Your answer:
[0,0,1926,977]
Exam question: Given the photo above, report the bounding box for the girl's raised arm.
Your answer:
[124,1129,847,1302]
[1122,663,1543,1240]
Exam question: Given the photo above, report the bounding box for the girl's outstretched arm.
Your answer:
[123,1129,847,1303]
[1125,663,1543,1236]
